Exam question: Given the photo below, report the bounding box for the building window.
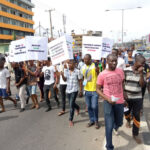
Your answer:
[15,31,24,36]
[19,13,23,17]
[18,2,22,7]
[0,16,3,22]
[3,29,11,35]
[3,17,10,24]
[11,19,17,25]
[0,28,2,34]
[10,9,16,15]
[10,0,15,4]
[2,6,8,12]
[19,22,24,27]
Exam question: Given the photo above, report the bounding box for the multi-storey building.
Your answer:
[0,0,35,43]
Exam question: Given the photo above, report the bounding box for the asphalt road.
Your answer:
[0,81,150,150]
[0,82,105,150]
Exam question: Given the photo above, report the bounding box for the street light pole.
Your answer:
[122,9,124,45]
[105,7,142,46]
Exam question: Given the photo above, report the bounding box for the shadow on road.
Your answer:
[0,115,18,121]
[142,132,150,145]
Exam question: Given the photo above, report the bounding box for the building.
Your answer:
[0,0,35,43]
[72,30,102,53]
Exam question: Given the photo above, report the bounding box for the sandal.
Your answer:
[58,111,65,116]
[87,122,94,128]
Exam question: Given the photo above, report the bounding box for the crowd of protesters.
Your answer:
[0,46,150,150]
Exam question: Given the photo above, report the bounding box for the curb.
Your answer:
[141,114,150,150]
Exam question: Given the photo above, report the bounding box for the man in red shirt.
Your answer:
[96,54,125,150]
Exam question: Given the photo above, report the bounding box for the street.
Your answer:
[0,82,150,150]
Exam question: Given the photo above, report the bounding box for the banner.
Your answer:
[82,36,102,60]
[26,36,48,61]
[101,38,113,58]
[48,35,73,65]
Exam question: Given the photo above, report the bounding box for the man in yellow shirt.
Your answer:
[82,54,99,129]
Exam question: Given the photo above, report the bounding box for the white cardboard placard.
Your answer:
[82,36,102,60]
[48,35,73,65]
[26,36,48,61]
[102,38,113,58]
[10,38,27,62]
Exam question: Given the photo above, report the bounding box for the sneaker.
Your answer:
[114,129,119,136]
[20,108,25,112]
[45,107,51,112]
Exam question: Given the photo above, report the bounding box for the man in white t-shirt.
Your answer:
[42,57,59,112]
[0,56,17,112]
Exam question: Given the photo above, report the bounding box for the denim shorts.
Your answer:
[0,89,8,98]
[28,85,37,96]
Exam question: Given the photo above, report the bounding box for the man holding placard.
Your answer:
[26,60,39,109]
[61,60,83,127]
[96,54,125,150]
[82,54,100,129]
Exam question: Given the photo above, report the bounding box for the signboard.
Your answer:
[101,38,113,58]
[48,35,73,65]
[82,36,102,60]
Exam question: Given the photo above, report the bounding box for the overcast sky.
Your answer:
[32,0,150,42]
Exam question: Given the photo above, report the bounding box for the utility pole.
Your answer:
[63,14,66,33]
[39,21,41,36]
[45,9,55,38]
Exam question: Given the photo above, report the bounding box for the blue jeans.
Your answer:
[103,100,124,150]
[67,92,79,121]
[85,91,99,123]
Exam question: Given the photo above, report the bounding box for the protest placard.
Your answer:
[10,38,27,62]
[82,36,102,60]
[26,36,48,61]
[101,38,113,58]
[66,35,73,59]
[48,35,73,65]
